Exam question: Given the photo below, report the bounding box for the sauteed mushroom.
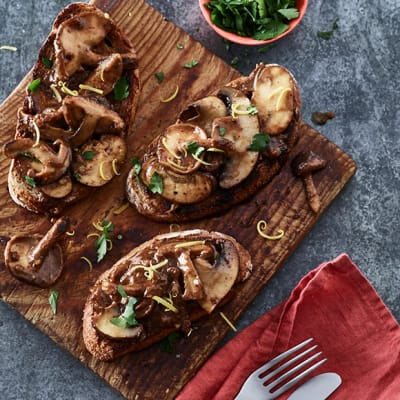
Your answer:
[215,86,260,189]
[178,96,227,136]
[4,217,68,287]
[63,96,125,146]
[54,11,114,80]
[141,157,215,204]
[252,64,295,135]
[4,138,72,184]
[292,151,327,213]
[72,134,127,187]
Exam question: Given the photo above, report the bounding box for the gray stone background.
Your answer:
[0,0,398,399]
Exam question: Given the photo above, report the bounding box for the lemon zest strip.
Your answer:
[256,220,284,240]
[175,240,205,249]
[32,120,41,147]
[169,223,181,233]
[81,256,93,271]
[131,259,168,280]
[160,85,179,103]
[275,88,292,111]
[192,153,212,166]
[152,295,178,313]
[113,202,130,215]
[0,45,17,51]
[166,158,187,171]
[87,232,100,239]
[162,137,180,159]
[111,159,121,175]
[220,311,237,332]
[50,84,62,102]
[232,102,252,118]
[79,84,104,95]
[58,81,78,96]
[207,147,225,153]
[66,230,75,236]
[266,86,285,100]
[99,161,112,181]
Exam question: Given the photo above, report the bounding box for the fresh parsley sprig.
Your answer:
[248,132,271,151]
[110,297,139,328]
[95,220,114,263]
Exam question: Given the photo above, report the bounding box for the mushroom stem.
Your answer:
[303,175,321,213]
[29,217,69,268]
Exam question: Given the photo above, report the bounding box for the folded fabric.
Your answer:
[177,254,400,400]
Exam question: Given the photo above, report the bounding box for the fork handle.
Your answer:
[233,387,249,400]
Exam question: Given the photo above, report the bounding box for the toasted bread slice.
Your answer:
[83,229,252,361]
[4,3,140,215]
[126,63,300,222]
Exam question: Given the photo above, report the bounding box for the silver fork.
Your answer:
[234,338,327,400]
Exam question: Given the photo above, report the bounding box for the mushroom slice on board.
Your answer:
[63,96,125,147]
[72,134,127,187]
[141,157,215,205]
[291,151,327,213]
[54,11,114,80]
[4,217,68,288]
[3,138,72,184]
[193,239,240,313]
[82,53,123,96]
[214,87,260,189]
[178,96,228,137]
[156,123,208,175]
[252,64,296,135]
[94,306,144,340]
[41,175,73,199]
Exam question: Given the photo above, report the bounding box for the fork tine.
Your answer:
[269,357,327,397]
[253,338,314,377]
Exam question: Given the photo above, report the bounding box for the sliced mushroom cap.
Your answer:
[41,175,73,198]
[63,96,125,146]
[141,158,215,205]
[83,53,123,96]
[193,239,239,313]
[4,138,72,184]
[94,306,144,339]
[214,87,260,189]
[72,134,127,187]
[177,251,205,300]
[178,96,228,136]
[4,218,68,288]
[157,123,208,174]
[54,11,113,80]
[252,64,296,135]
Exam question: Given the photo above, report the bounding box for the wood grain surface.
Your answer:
[0,0,356,399]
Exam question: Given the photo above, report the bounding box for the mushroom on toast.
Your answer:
[3,3,140,215]
[126,63,301,222]
[83,229,252,361]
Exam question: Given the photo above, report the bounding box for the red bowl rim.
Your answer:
[199,0,308,45]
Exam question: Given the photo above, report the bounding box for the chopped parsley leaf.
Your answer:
[318,18,339,40]
[155,71,165,83]
[186,141,205,158]
[28,78,41,93]
[25,175,36,188]
[159,332,182,353]
[42,57,53,68]
[95,220,114,263]
[113,76,129,101]
[148,172,163,194]
[248,133,271,151]
[49,289,59,315]
[183,60,199,69]
[131,156,142,176]
[110,297,139,328]
[82,150,95,160]
[218,126,226,136]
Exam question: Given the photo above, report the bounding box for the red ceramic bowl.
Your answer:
[199,0,308,46]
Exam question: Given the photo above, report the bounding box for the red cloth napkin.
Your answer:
[177,254,400,400]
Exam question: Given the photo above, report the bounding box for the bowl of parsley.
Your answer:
[199,0,307,45]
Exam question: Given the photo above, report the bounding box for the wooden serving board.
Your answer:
[0,0,356,399]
